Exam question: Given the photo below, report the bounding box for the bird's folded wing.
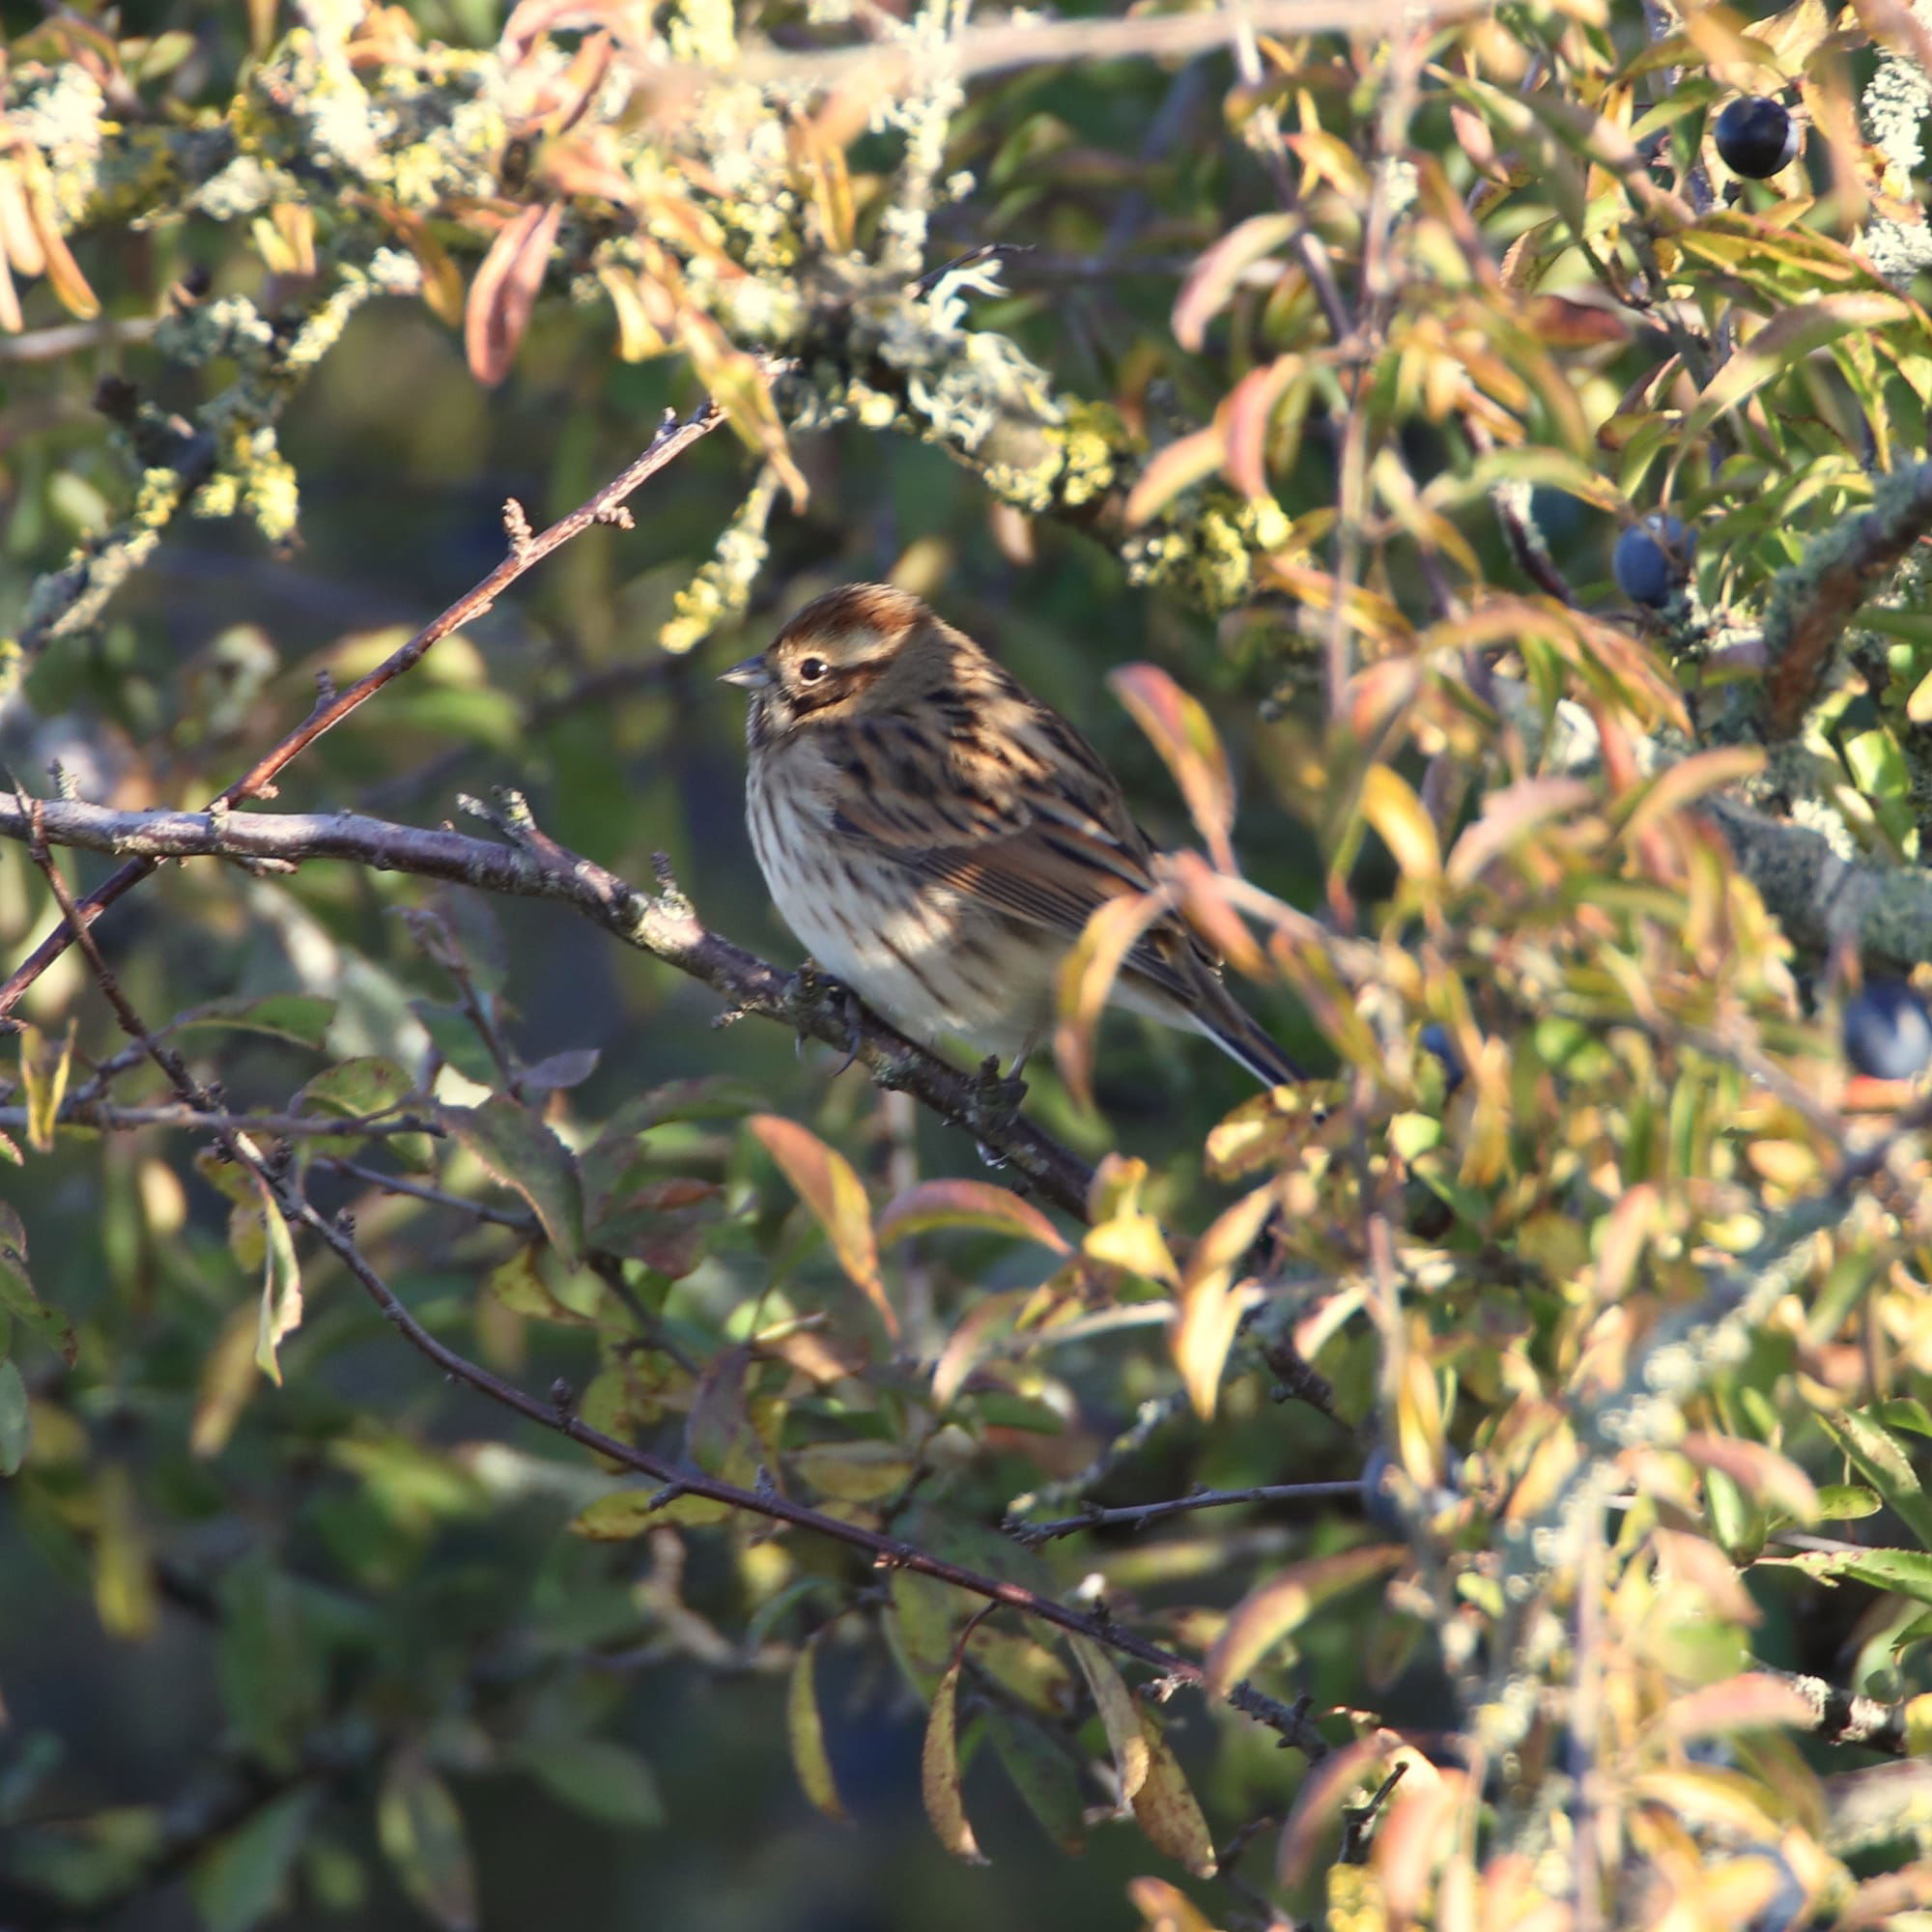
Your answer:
[831,775,1207,1005]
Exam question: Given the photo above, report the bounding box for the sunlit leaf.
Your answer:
[877,1179,1068,1253]
[1068,1634,1150,1807]
[749,1115,895,1338]
[1110,663,1236,872]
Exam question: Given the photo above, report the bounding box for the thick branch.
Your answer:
[1704,795,1932,970]
[1761,459,1932,740]
[0,791,1099,1221]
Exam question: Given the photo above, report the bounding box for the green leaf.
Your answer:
[190,1787,319,1932]
[293,1058,433,1168]
[787,1629,849,1825]
[984,1710,1084,1851]
[178,994,337,1051]
[0,1358,29,1474]
[1782,1546,1932,1607]
[519,1738,664,1828]
[252,1175,302,1384]
[1683,294,1911,439]
[440,1096,583,1264]
[378,1751,476,1932]
[1817,1409,1932,1549]
[0,1205,77,1365]
[16,1019,74,1151]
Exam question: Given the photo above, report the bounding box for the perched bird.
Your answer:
[722,584,1299,1090]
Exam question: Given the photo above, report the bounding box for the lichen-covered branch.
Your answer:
[1758,460,1932,741]
[1704,795,1932,970]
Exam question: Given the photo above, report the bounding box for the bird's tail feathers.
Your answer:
[1198,992,1303,1090]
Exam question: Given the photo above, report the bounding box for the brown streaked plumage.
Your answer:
[721,584,1298,1088]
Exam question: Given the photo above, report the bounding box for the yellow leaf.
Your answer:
[1130,1701,1217,1877]
[1684,295,1910,439]
[1069,1634,1150,1807]
[17,1018,74,1152]
[788,1629,849,1823]
[1359,764,1440,885]
[922,1649,988,1861]
[252,1170,303,1384]
[1172,1184,1274,1419]
[877,1179,1068,1253]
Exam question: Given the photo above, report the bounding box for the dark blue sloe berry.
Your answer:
[1843,980,1932,1080]
[1420,1023,1465,1094]
[1613,514,1694,609]
[1716,97,1800,180]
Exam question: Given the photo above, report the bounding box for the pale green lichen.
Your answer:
[1859,0,1932,287]
[659,470,781,656]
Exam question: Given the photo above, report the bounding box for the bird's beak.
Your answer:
[720,656,773,692]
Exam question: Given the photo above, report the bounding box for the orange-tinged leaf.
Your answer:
[1173,213,1298,351]
[20,154,97,319]
[1123,424,1225,526]
[1205,1546,1405,1693]
[1110,664,1236,871]
[933,1287,1037,1409]
[1223,354,1305,499]
[1444,778,1595,887]
[1130,1701,1217,1877]
[788,1629,849,1823]
[1069,1634,1150,1806]
[1126,1877,1222,1932]
[1617,747,1765,840]
[1173,1184,1274,1419]
[1678,1434,1819,1524]
[465,200,562,386]
[1275,1737,1400,1888]
[1655,1672,1817,1744]
[750,1116,895,1338]
[1055,891,1170,1112]
[923,1649,987,1861]
[877,1179,1068,1254]
[1597,1183,1658,1300]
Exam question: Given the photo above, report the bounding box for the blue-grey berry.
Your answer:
[1613,514,1694,608]
[1843,980,1932,1080]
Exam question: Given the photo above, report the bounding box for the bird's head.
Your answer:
[721,583,944,736]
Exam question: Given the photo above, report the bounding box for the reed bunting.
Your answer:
[723,584,1298,1089]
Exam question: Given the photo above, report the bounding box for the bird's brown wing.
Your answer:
[825,712,1212,1007]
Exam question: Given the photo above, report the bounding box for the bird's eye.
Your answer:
[797,656,829,684]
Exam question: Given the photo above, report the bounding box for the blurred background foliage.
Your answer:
[8,0,1932,1928]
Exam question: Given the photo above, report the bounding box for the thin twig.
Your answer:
[1009,1479,1366,1546]
[0,391,744,1023]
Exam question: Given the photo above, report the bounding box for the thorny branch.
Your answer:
[0,788,1100,1220]
[0,392,742,1024]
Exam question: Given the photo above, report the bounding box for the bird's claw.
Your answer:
[967,1053,1028,1166]
[785,961,866,1077]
